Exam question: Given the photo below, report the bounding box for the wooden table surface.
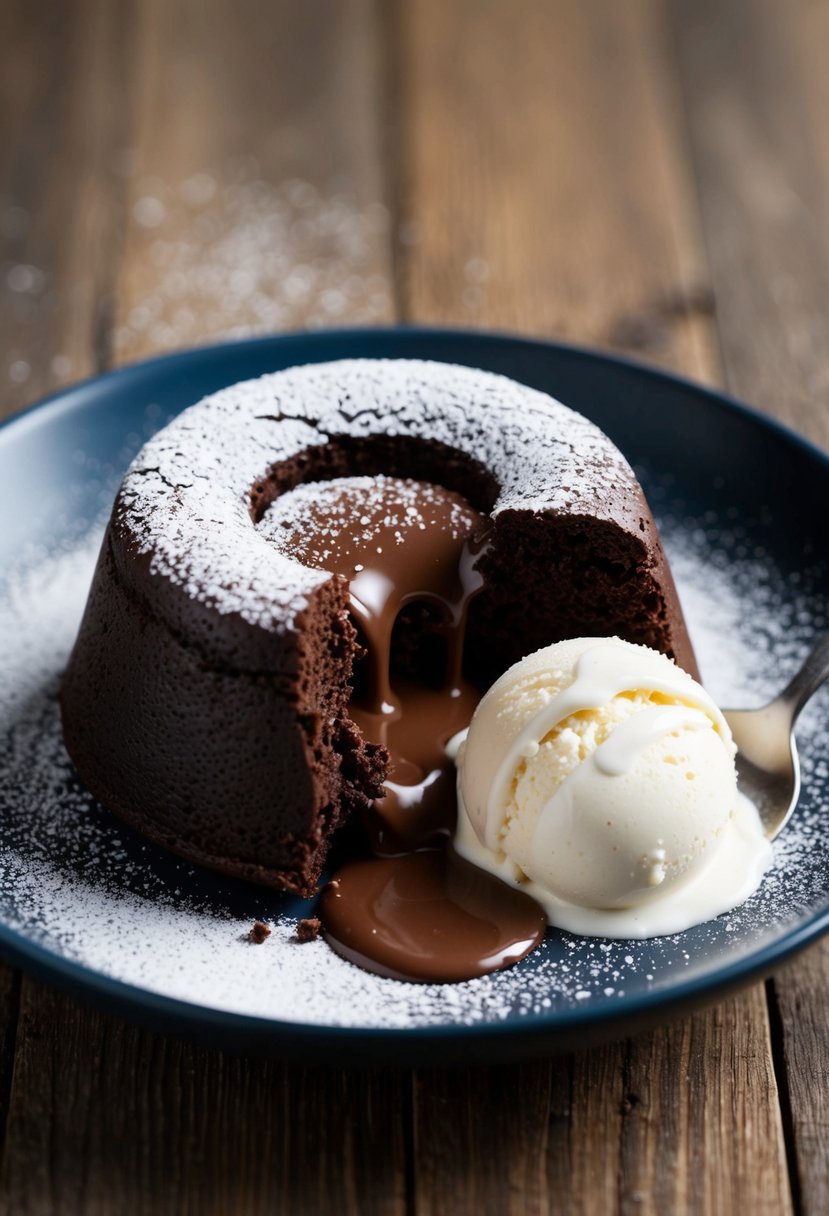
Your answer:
[1,1,828,1212]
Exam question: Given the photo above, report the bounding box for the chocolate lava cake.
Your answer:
[60,358,697,894]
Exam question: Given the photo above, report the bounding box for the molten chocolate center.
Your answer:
[266,475,546,982]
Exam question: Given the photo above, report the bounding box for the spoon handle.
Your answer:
[776,633,829,721]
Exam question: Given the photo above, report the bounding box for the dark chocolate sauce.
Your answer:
[276,476,485,849]
[320,848,546,983]
[271,475,546,982]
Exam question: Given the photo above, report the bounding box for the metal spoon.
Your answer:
[723,634,829,840]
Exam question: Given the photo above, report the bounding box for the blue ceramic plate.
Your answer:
[0,328,827,1065]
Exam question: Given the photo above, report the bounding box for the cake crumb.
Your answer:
[247,920,271,944]
[296,917,322,943]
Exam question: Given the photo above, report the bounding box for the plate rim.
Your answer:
[5,324,829,475]
[2,324,828,1059]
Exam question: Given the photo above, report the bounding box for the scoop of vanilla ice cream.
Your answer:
[455,637,771,937]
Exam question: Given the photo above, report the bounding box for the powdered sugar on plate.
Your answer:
[0,496,827,1030]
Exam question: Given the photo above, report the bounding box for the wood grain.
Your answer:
[613,987,791,1214]
[673,1,829,1212]
[398,2,792,1212]
[394,0,718,382]
[770,954,829,1216]
[0,0,132,1195]
[411,993,790,1216]
[112,0,394,363]
[672,0,829,447]
[0,0,133,418]
[0,985,408,1216]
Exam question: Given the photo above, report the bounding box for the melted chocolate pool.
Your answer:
[320,849,545,983]
[268,475,546,982]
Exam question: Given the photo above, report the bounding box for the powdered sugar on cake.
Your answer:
[119,359,637,634]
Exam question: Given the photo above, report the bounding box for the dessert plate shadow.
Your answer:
[0,327,827,1066]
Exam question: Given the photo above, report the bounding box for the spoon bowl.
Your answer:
[723,635,829,840]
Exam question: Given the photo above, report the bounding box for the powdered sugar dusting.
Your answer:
[113,170,393,360]
[258,474,480,566]
[0,495,827,1031]
[118,359,637,634]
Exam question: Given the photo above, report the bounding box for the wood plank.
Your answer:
[111,0,394,363]
[0,0,133,419]
[0,984,408,1216]
[614,988,791,1214]
[0,1,403,1213]
[412,1062,553,1215]
[413,987,787,1216]
[672,0,829,447]
[412,991,789,1216]
[398,2,792,1212]
[0,0,132,1192]
[674,2,829,1212]
[395,0,718,381]
[0,968,20,1186]
[769,954,829,1216]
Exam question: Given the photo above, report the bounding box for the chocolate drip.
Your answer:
[265,475,547,982]
[345,484,485,852]
[320,849,546,983]
[271,476,486,845]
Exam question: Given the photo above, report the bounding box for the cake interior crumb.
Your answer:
[296,917,322,943]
